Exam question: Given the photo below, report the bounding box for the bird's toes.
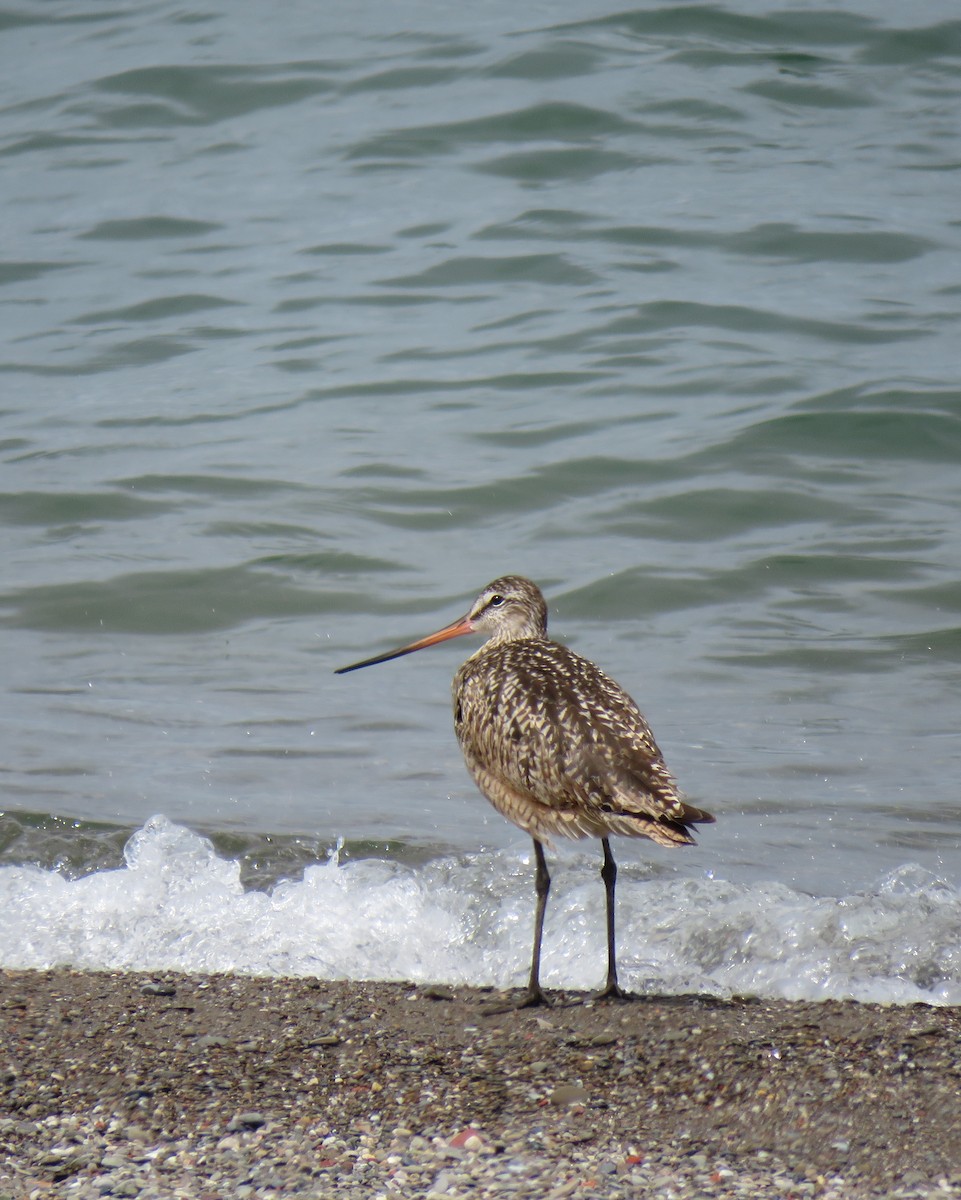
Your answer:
[479,986,552,1016]
[591,981,631,1004]
[515,985,553,1010]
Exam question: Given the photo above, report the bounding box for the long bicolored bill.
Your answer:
[334,613,474,674]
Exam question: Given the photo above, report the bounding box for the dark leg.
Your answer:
[518,838,551,1008]
[596,838,627,1000]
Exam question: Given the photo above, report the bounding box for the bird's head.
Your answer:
[334,575,548,674]
[465,576,548,643]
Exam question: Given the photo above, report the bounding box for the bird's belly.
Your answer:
[453,663,607,843]
[462,757,603,845]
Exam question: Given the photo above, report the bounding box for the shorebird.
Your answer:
[335,575,713,1006]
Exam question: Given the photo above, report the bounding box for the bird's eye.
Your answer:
[489,594,505,608]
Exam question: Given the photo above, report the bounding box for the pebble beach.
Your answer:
[2,971,960,1199]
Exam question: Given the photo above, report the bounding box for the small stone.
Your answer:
[546,1182,579,1200]
[448,1127,485,1150]
[427,1168,457,1195]
[107,1180,141,1198]
[140,981,176,997]
[227,1111,267,1131]
[548,1084,590,1106]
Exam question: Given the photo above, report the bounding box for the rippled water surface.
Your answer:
[2,1,961,999]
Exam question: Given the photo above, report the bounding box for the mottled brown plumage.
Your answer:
[336,575,713,1006]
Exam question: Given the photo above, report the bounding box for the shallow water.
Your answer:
[2,1,961,1000]
[3,816,960,1005]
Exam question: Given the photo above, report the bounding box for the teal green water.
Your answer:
[2,1,961,901]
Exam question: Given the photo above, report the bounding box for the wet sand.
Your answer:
[2,970,960,1198]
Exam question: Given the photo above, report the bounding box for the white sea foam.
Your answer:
[2,815,959,1005]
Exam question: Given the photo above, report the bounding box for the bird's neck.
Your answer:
[471,630,548,657]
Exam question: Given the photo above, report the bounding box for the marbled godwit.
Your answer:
[335,575,713,1006]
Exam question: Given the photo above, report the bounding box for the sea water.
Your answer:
[2,0,961,1003]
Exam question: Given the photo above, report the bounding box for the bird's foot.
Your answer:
[592,979,630,1003]
[515,985,552,1009]
[480,985,552,1016]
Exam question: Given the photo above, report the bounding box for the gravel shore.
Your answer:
[2,970,960,1199]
